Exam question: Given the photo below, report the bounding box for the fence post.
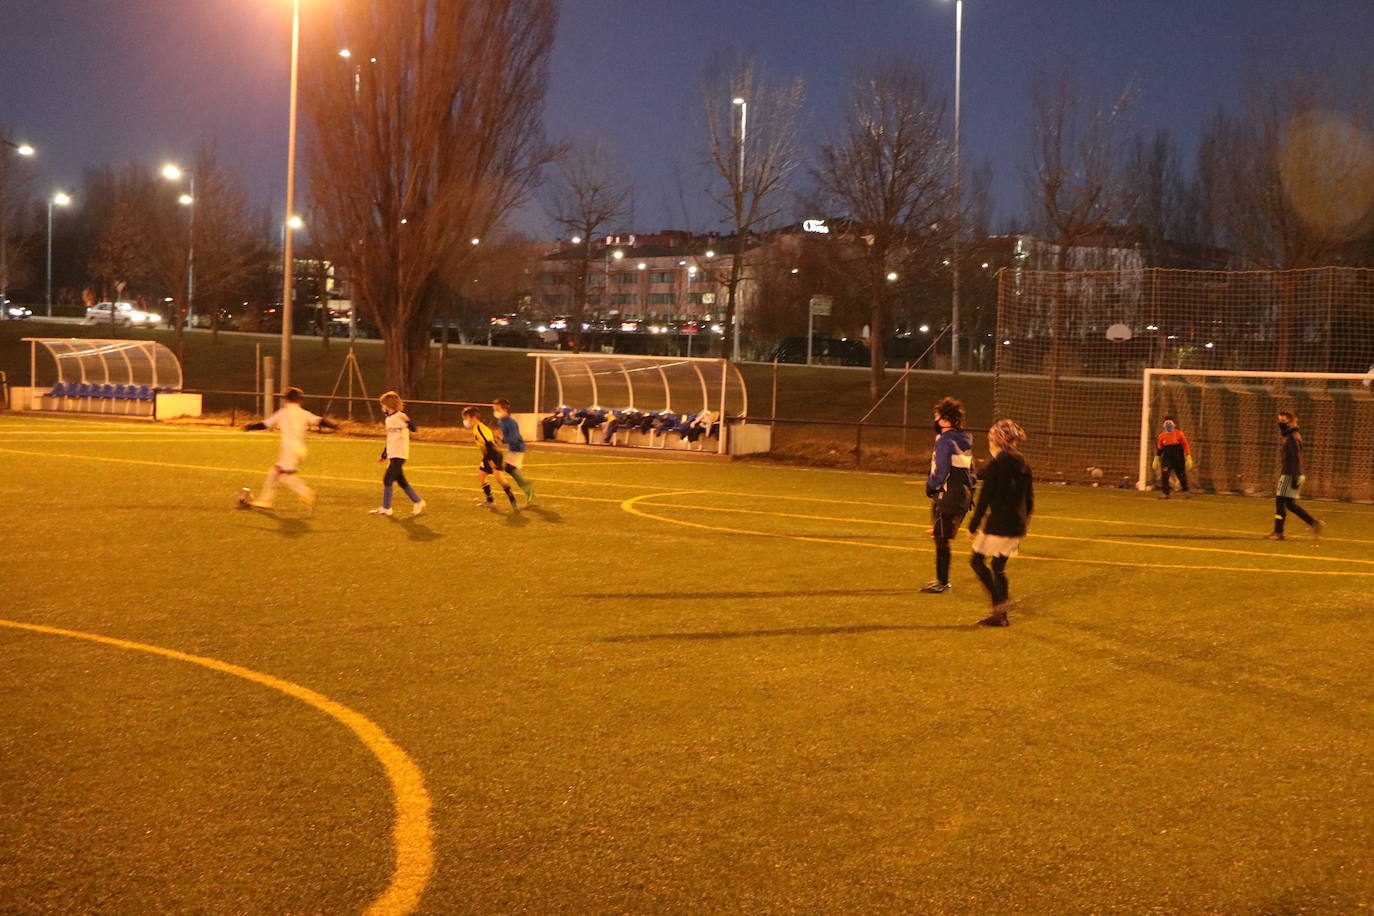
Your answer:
[855,422,863,468]
[230,394,237,428]
[901,361,910,454]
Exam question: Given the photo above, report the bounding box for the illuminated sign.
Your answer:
[802,219,830,235]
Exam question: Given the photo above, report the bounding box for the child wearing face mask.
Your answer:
[462,406,520,511]
[1153,415,1192,499]
[919,397,975,595]
[1267,409,1324,541]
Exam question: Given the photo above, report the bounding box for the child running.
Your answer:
[243,387,336,512]
[370,391,426,517]
[1267,409,1325,541]
[463,406,520,511]
[920,397,975,595]
[966,419,1034,627]
[492,398,534,504]
[1153,415,1192,499]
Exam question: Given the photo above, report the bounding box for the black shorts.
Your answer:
[931,504,967,540]
[478,446,504,474]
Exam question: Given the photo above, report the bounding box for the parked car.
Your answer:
[85,301,162,327]
[3,300,32,320]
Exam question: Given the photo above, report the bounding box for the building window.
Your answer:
[647,293,675,306]
[614,272,636,285]
[688,292,707,305]
[585,294,602,307]
[541,273,563,286]
[610,293,636,307]
[648,271,675,284]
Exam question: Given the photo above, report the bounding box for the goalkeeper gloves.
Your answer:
[1186,455,1194,470]
[1151,456,1161,473]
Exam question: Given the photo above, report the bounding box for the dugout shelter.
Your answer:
[10,338,202,419]
[526,352,770,456]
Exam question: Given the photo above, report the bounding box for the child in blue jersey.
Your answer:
[920,397,976,594]
[370,391,426,517]
[493,398,534,504]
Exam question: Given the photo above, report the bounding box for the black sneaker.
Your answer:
[977,612,1010,627]
[919,581,951,594]
[1158,493,1171,500]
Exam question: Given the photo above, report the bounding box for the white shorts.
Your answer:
[1276,475,1304,499]
[972,533,1022,558]
[275,445,306,473]
[505,451,526,469]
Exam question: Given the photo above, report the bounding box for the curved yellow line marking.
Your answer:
[620,493,1374,577]
[0,619,433,915]
[637,500,1374,567]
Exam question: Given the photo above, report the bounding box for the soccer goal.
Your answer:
[1138,368,1374,499]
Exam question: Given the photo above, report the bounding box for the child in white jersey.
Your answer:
[370,391,426,517]
[243,387,336,512]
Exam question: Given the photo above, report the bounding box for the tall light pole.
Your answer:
[161,164,196,327]
[46,192,72,316]
[947,0,964,374]
[1,139,35,311]
[731,97,747,362]
[280,0,302,393]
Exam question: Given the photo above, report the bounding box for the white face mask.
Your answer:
[463,419,473,429]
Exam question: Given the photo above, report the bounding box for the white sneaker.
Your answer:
[412,499,426,518]
[369,507,393,516]
[473,498,494,508]
[249,500,275,510]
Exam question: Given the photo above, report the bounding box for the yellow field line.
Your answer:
[634,498,1374,566]
[0,619,433,915]
[620,493,1374,577]
[0,447,623,505]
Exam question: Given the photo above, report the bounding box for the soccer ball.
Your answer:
[235,487,254,509]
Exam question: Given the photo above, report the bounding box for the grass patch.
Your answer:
[1,413,1371,912]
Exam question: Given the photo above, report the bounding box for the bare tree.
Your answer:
[1025,69,1137,270]
[543,140,633,350]
[0,131,38,307]
[88,177,147,331]
[1024,68,1136,461]
[702,53,805,361]
[813,60,958,399]
[143,147,261,347]
[300,0,557,396]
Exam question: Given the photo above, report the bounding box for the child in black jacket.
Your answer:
[967,419,1034,627]
[1267,409,1324,541]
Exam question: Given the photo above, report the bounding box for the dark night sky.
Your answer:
[3,0,1372,235]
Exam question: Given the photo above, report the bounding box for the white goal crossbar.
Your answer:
[1137,368,1374,491]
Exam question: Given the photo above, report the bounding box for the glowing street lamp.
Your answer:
[287,215,305,231]
[15,144,35,157]
[161,163,197,325]
[46,192,73,315]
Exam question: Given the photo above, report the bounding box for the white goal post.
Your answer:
[1138,368,1374,493]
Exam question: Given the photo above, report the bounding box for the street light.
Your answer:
[2,138,36,310]
[46,192,72,316]
[731,96,748,362]
[945,0,965,374]
[161,163,197,327]
[279,0,303,392]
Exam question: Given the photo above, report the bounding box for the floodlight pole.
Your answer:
[279,0,301,393]
[950,0,963,375]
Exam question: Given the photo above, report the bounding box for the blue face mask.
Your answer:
[1163,422,1175,432]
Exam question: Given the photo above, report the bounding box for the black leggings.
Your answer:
[969,552,1010,607]
[1274,496,1315,533]
[383,457,411,489]
[1161,459,1188,494]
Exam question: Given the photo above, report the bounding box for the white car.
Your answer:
[85,301,162,327]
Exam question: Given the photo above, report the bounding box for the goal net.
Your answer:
[1140,369,1374,500]
[994,267,1374,494]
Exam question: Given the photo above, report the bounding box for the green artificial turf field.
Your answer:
[1,412,1371,914]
